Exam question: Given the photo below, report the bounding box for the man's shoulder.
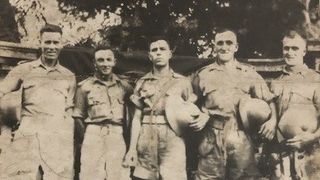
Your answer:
[237,62,256,72]
[196,63,218,76]
[236,62,263,79]
[171,72,191,87]
[115,74,133,92]
[135,71,154,84]
[305,68,320,77]
[14,60,36,70]
[5,61,40,78]
[172,72,187,79]
[58,65,74,76]
[301,69,320,83]
[77,77,94,91]
[137,72,150,80]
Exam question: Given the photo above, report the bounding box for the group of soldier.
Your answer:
[0,23,319,180]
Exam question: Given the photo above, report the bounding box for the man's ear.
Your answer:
[148,53,152,61]
[93,59,97,68]
[60,41,66,48]
[303,44,307,55]
[169,50,173,58]
[234,43,239,52]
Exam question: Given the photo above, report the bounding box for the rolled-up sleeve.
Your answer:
[270,79,281,99]
[191,72,202,98]
[130,80,144,109]
[250,71,275,102]
[73,85,88,119]
[66,75,76,110]
[314,85,320,117]
[182,77,197,103]
[122,80,134,100]
[0,65,24,96]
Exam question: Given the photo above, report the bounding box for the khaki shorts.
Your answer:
[134,123,187,180]
[195,120,260,180]
[80,124,130,180]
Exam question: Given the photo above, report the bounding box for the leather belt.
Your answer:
[143,109,165,116]
[86,120,123,126]
[141,115,167,125]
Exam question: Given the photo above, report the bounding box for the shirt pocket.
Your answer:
[291,86,314,101]
[117,98,124,105]
[52,80,69,98]
[112,98,125,119]
[22,79,37,98]
[23,79,37,90]
[52,87,68,98]
[202,83,218,96]
[87,93,113,119]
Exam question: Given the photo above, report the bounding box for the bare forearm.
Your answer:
[128,109,142,152]
[269,102,277,123]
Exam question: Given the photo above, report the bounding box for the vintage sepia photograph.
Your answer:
[0,0,320,179]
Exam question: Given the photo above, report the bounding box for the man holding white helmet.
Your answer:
[192,28,277,180]
[267,30,320,180]
[123,36,202,180]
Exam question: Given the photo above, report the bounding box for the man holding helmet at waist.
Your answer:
[192,28,277,180]
[266,30,320,180]
[123,36,203,180]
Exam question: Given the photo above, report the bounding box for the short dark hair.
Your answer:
[93,45,118,59]
[214,27,237,40]
[40,23,62,35]
[282,30,307,42]
[148,35,171,50]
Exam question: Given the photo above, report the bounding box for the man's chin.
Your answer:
[101,71,112,76]
[154,62,168,67]
[44,55,58,61]
[285,59,300,66]
[217,56,233,62]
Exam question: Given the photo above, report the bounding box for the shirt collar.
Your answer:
[283,64,309,76]
[93,73,120,86]
[141,69,181,80]
[209,59,243,71]
[32,58,63,72]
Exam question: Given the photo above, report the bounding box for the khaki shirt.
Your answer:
[130,70,196,115]
[270,64,320,117]
[73,74,133,124]
[0,59,76,119]
[192,60,274,117]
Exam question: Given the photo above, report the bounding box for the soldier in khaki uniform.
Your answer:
[123,36,199,180]
[192,28,277,180]
[267,30,320,180]
[0,24,76,180]
[73,46,132,180]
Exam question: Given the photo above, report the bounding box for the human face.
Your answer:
[148,40,172,67]
[94,49,116,76]
[214,31,238,62]
[40,32,62,61]
[282,36,306,66]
